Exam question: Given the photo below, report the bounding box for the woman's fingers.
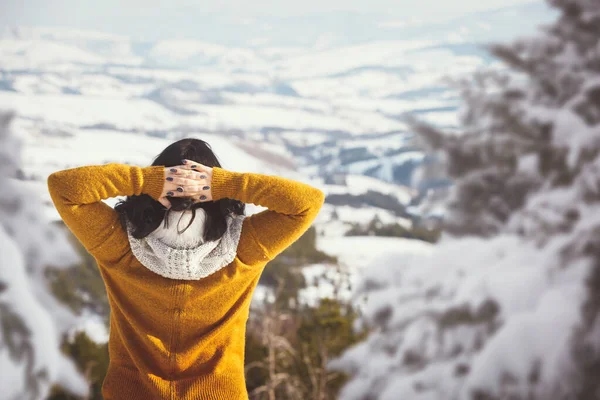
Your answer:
[180,159,209,172]
[179,160,214,182]
[166,167,205,179]
[162,173,210,197]
[161,161,213,202]
[167,183,207,196]
[163,177,208,194]
[167,169,208,185]
[165,175,207,186]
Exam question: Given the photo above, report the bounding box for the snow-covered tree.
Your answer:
[331,1,600,399]
[0,111,89,399]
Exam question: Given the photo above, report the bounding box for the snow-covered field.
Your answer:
[1,17,481,239]
[3,4,570,399]
[252,236,434,308]
[0,19,482,339]
[304,236,434,306]
[318,236,432,270]
[0,13,508,348]
[15,120,296,221]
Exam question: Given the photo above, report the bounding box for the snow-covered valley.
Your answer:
[8,1,592,399]
[1,2,550,350]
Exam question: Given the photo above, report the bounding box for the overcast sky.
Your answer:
[2,0,539,22]
[1,0,544,43]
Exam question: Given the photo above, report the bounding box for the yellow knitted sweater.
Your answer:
[47,163,325,400]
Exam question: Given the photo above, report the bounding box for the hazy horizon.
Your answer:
[1,0,548,44]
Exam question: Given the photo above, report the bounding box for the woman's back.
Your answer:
[47,158,324,400]
[100,232,262,399]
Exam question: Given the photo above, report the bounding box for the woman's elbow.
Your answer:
[47,172,60,195]
[315,188,325,206]
[308,187,325,213]
[47,172,67,201]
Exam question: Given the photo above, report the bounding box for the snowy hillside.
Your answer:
[0,3,553,48]
[1,3,569,398]
[0,5,550,195]
[0,4,553,353]
[11,120,298,221]
[299,236,434,307]
[329,0,600,398]
[0,17,479,225]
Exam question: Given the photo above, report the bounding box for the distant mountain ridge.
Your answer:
[0,3,554,226]
[1,2,554,48]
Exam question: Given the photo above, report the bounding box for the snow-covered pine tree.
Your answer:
[331,1,600,399]
[0,111,89,399]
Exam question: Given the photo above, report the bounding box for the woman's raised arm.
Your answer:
[47,163,165,266]
[138,160,325,267]
[209,166,325,266]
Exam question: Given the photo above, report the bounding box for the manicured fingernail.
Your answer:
[170,168,177,172]
[177,187,184,192]
[200,195,207,200]
[191,165,197,169]
[182,160,187,164]
[200,175,206,179]
[203,186,210,190]
[167,191,174,196]
[166,177,173,181]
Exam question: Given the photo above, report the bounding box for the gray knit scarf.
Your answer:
[125,210,245,280]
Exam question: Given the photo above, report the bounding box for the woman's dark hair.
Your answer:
[115,137,245,241]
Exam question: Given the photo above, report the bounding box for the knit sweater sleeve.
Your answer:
[210,167,325,266]
[47,163,165,266]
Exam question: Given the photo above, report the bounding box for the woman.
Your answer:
[47,138,325,400]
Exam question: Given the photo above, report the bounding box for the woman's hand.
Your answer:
[157,159,214,209]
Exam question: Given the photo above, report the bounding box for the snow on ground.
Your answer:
[10,73,153,98]
[342,151,426,179]
[14,118,305,222]
[187,132,296,176]
[0,90,404,135]
[276,130,334,147]
[184,102,404,134]
[316,219,354,237]
[1,25,467,335]
[275,40,435,79]
[106,66,270,88]
[253,237,433,309]
[0,91,179,131]
[15,123,172,173]
[332,95,456,116]
[0,226,89,399]
[0,39,106,69]
[338,133,415,150]
[300,263,353,307]
[297,237,434,307]
[68,309,109,344]
[417,109,461,127]
[1,26,143,66]
[325,174,416,205]
[317,204,412,230]
[287,47,479,99]
[317,236,433,271]
[0,111,90,398]
[148,40,266,69]
[292,69,439,100]
[2,26,128,42]
[226,92,331,113]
